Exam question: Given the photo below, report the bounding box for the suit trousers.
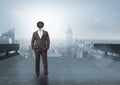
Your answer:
[34,49,48,76]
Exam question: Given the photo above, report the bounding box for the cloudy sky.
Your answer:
[0,0,120,40]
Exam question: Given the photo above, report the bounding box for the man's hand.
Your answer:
[42,46,47,50]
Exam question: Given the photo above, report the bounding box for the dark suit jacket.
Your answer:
[31,30,50,52]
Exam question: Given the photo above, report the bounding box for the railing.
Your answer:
[0,44,19,56]
[94,44,120,55]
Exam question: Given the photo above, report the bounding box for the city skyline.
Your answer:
[0,0,120,40]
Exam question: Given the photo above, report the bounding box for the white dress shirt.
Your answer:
[38,29,43,39]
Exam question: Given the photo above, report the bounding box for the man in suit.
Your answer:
[31,21,50,79]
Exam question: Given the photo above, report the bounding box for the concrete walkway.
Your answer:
[0,54,120,85]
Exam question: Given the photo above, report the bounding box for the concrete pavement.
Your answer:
[0,54,120,85]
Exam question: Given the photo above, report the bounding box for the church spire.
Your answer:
[66,24,72,34]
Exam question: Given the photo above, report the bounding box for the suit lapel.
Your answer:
[41,30,45,39]
[35,31,40,39]
[36,30,45,39]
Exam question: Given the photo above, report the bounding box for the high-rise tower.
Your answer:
[66,24,74,57]
[66,24,73,46]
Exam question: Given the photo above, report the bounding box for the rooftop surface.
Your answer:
[0,54,120,85]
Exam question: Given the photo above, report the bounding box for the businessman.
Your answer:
[31,21,50,79]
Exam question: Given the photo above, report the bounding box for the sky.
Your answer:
[0,0,120,40]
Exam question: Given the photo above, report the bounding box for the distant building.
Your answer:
[66,24,73,46]
[66,24,74,57]
[0,28,15,44]
[0,37,9,44]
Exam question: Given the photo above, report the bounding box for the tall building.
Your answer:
[66,24,74,57]
[0,28,15,44]
[1,28,15,44]
[66,24,73,46]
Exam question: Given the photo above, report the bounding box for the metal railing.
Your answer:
[0,44,19,56]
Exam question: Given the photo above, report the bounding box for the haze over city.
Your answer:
[0,0,120,40]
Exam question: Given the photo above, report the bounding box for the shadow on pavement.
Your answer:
[30,75,49,85]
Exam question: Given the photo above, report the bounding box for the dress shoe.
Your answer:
[35,76,39,79]
[44,75,49,79]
